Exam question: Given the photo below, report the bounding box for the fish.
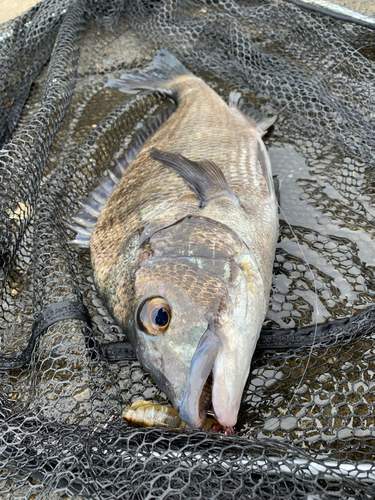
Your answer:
[122,399,233,434]
[69,50,279,431]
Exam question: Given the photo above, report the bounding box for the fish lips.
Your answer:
[178,328,221,429]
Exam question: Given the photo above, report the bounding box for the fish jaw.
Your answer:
[210,315,262,428]
[178,328,220,428]
[179,259,266,429]
[178,312,264,429]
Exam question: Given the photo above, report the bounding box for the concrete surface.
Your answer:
[1,0,40,24]
[337,0,375,15]
[0,0,374,25]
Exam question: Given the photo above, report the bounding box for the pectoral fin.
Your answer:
[150,148,238,208]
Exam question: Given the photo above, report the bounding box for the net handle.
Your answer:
[284,0,375,30]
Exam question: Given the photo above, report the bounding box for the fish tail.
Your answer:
[105,50,192,95]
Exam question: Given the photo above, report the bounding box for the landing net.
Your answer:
[1,0,375,497]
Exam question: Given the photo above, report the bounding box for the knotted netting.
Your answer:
[0,0,375,498]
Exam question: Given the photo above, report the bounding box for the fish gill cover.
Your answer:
[0,0,374,498]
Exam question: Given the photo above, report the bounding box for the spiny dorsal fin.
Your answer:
[229,90,277,137]
[150,149,238,208]
[67,106,175,248]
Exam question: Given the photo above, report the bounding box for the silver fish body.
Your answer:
[72,51,279,429]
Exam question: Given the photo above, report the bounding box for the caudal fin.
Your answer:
[105,50,192,95]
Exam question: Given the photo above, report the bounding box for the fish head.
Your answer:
[131,250,266,430]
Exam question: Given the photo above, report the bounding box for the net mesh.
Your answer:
[0,0,375,497]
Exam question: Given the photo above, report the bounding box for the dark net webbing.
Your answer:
[0,0,375,498]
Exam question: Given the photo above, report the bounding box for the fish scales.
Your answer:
[82,50,279,430]
[92,77,276,294]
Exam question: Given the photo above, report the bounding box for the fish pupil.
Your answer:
[152,308,169,327]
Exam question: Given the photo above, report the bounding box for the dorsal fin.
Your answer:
[67,106,175,248]
[150,149,238,208]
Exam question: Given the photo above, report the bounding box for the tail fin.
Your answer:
[105,50,192,95]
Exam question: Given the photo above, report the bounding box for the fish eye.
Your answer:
[137,297,171,336]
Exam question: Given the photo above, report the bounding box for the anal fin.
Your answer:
[229,90,277,137]
[150,149,238,208]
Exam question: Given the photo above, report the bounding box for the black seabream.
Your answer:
[70,50,279,431]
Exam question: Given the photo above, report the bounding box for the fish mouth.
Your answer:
[178,328,219,429]
[179,326,245,430]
